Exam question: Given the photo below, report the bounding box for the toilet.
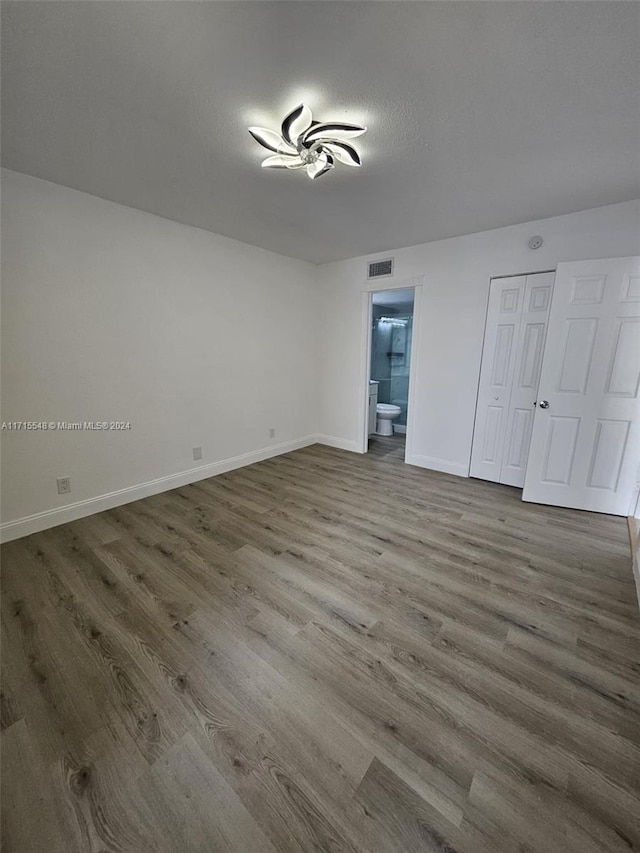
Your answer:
[376,403,401,436]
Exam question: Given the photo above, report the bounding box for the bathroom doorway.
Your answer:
[362,285,418,459]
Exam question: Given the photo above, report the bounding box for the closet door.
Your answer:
[470,276,526,483]
[500,272,554,487]
[470,273,553,485]
[523,257,640,514]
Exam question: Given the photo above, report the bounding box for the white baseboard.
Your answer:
[0,435,317,543]
[315,434,363,453]
[405,452,469,478]
[628,517,640,612]
[393,425,407,435]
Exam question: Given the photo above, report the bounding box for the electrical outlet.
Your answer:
[57,477,71,495]
[193,446,203,461]
[269,427,275,439]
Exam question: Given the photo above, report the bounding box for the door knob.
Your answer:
[539,400,550,409]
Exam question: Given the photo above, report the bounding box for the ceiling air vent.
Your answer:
[367,258,394,279]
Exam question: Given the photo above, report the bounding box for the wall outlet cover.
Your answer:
[56,477,71,495]
[269,428,276,438]
[192,446,203,461]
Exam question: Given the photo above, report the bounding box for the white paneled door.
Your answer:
[523,257,640,515]
[470,272,554,487]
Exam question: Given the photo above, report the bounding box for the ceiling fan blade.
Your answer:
[324,141,361,166]
[303,123,366,143]
[261,154,305,169]
[281,104,313,145]
[248,127,287,153]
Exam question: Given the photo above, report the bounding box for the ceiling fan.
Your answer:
[249,104,366,180]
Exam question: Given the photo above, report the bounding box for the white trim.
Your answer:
[628,517,640,612]
[405,452,469,478]
[0,435,317,543]
[362,274,424,294]
[358,291,374,453]
[404,283,422,464]
[358,276,424,457]
[628,474,640,518]
[393,425,407,435]
[632,558,640,613]
[315,434,362,453]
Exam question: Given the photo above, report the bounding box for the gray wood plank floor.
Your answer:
[2,437,639,852]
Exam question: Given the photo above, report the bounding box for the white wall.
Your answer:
[1,169,319,538]
[316,199,640,475]
[3,168,639,541]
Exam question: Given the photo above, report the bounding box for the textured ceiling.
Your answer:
[2,1,639,264]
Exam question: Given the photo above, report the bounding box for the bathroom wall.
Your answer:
[388,315,412,427]
[370,302,414,428]
[370,306,392,403]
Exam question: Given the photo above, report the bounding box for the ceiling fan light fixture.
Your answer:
[249,103,366,180]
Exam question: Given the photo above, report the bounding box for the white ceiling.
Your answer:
[2,2,638,264]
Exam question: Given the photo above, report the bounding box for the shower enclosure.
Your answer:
[370,291,414,431]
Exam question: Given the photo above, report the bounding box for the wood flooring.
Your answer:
[2,436,640,852]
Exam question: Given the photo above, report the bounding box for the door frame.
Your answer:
[357,275,424,459]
